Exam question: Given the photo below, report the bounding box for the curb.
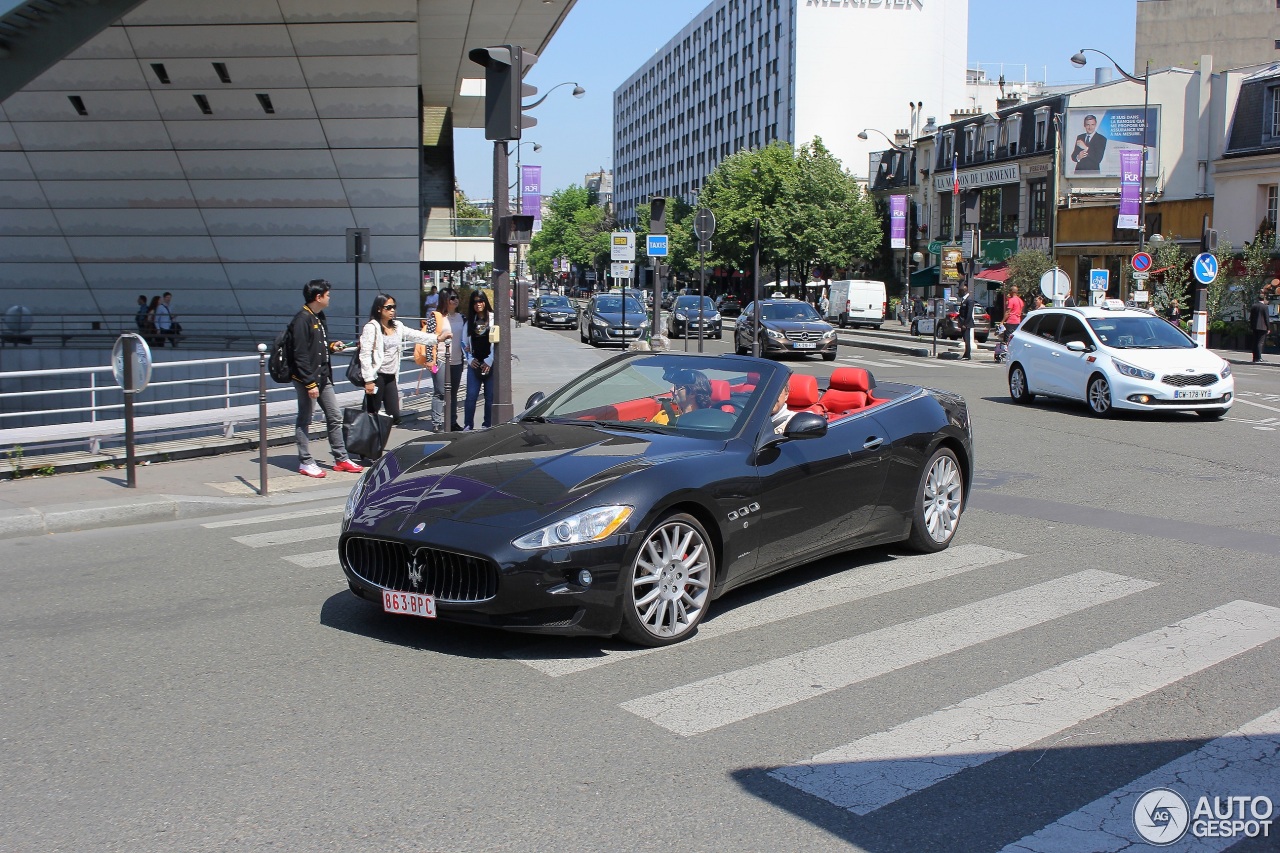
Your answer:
[835,333,931,358]
[0,485,354,541]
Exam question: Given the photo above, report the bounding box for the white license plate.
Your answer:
[382,589,436,619]
[793,342,817,350]
[1173,389,1213,400]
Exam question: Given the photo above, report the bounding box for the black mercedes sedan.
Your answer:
[578,293,650,347]
[340,352,973,647]
[532,294,576,329]
[666,295,722,339]
[735,298,839,361]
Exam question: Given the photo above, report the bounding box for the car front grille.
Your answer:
[343,536,498,602]
[1161,373,1218,387]
[783,330,824,342]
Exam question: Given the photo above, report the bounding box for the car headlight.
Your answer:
[512,505,633,550]
[591,317,610,327]
[674,312,687,320]
[822,328,837,339]
[1112,358,1155,381]
[710,312,720,321]
[1220,362,1232,379]
[343,466,375,523]
[766,328,785,340]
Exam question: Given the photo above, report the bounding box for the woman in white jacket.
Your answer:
[359,293,449,427]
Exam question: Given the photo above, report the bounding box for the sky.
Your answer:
[453,0,1139,200]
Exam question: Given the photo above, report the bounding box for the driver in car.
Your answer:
[652,369,712,425]
[770,382,797,434]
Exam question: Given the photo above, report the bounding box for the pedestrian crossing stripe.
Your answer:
[202,507,342,528]
[506,544,1026,676]
[283,550,341,568]
[621,570,1157,736]
[999,704,1280,852]
[231,523,340,548]
[770,599,1280,815]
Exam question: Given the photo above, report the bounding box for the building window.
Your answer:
[964,127,976,163]
[980,187,1002,233]
[1273,87,1280,137]
[940,194,954,239]
[1029,179,1048,235]
[1268,185,1279,230]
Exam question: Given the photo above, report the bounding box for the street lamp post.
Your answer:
[1070,49,1151,251]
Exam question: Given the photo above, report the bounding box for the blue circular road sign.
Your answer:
[1131,252,1153,272]
[1193,252,1218,285]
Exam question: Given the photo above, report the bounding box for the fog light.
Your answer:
[1128,394,1151,404]
[577,569,593,587]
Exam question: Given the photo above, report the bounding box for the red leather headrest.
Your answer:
[787,373,820,409]
[710,379,730,403]
[830,367,871,393]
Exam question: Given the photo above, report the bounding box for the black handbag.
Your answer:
[345,352,365,388]
[343,407,393,459]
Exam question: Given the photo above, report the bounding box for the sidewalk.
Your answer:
[0,325,606,539]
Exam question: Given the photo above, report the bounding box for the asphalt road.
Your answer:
[3,327,1279,852]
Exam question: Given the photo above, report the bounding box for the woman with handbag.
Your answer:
[357,293,448,449]
[463,289,496,430]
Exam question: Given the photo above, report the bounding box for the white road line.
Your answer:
[202,507,342,529]
[507,544,1026,677]
[283,550,341,568]
[771,600,1280,815]
[883,358,939,369]
[231,523,340,548]
[620,570,1157,737]
[1000,704,1280,852]
[837,355,900,369]
[1232,397,1280,415]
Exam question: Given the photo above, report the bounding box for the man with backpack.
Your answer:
[286,279,363,478]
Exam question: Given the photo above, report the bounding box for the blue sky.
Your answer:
[454,0,1139,200]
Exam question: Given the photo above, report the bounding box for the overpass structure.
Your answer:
[0,0,574,335]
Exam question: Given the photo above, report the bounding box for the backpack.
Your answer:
[268,324,293,383]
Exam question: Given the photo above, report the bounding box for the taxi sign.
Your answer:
[646,234,669,257]
[1131,252,1153,273]
[1101,298,1127,311]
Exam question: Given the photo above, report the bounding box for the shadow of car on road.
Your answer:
[979,395,1215,423]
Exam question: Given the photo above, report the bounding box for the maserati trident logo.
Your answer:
[407,556,425,591]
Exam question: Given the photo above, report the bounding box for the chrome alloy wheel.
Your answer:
[1088,375,1112,415]
[631,520,712,640]
[922,454,963,544]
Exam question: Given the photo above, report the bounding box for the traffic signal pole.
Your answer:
[492,140,513,424]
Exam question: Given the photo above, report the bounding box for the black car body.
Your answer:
[716,295,743,317]
[533,295,576,329]
[579,294,649,347]
[340,352,973,646]
[666,295,722,339]
[735,299,839,361]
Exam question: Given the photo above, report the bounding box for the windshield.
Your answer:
[674,296,716,311]
[594,297,644,314]
[1088,315,1195,349]
[527,354,778,437]
[538,297,570,308]
[761,302,822,322]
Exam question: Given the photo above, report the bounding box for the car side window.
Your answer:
[1018,315,1042,336]
[1057,315,1091,348]
[1036,314,1064,343]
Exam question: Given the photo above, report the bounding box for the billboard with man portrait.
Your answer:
[1063,106,1160,178]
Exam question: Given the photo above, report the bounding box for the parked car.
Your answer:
[1007,301,1234,418]
[666,295,722,339]
[715,294,743,317]
[911,299,991,343]
[579,293,649,347]
[827,280,888,329]
[532,294,576,329]
[340,351,973,646]
[735,298,838,361]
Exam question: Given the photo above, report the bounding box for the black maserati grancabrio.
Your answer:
[340,352,973,646]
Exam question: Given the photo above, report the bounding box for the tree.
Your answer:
[697,142,797,273]
[527,185,592,277]
[454,188,486,221]
[1149,237,1190,315]
[781,138,881,283]
[1004,249,1052,295]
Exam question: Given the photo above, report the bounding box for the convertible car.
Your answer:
[340,352,973,646]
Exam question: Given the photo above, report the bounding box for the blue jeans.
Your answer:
[464,364,493,429]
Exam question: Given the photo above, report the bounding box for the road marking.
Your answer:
[231,523,339,548]
[507,544,1026,676]
[620,570,1156,736]
[283,550,341,568]
[1000,704,1280,852]
[771,600,1280,814]
[837,355,900,369]
[202,507,342,529]
[1232,397,1280,415]
[883,358,939,369]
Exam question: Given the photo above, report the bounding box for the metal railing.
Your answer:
[451,218,492,238]
[1,311,281,349]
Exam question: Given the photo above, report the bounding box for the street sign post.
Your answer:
[1193,252,1218,285]
[1040,267,1071,307]
[610,231,635,262]
[1131,271,1150,280]
[111,333,152,488]
[1191,252,1218,348]
[1089,269,1109,292]
[610,262,633,279]
[693,208,715,354]
[646,234,668,257]
[694,208,716,241]
[1131,251,1153,273]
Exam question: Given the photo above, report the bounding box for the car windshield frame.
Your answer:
[1087,314,1196,349]
[761,301,823,322]
[594,296,644,315]
[522,353,782,440]
[538,297,571,309]
[674,296,716,311]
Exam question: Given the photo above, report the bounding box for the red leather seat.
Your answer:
[786,374,824,414]
[826,366,884,409]
[710,379,730,404]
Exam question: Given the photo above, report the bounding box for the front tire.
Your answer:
[579,323,587,343]
[822,351,837,362]
[618,512,715,646]
[1009,364,1035,403]
[1087,374,1113,417]
[905,447,964,553]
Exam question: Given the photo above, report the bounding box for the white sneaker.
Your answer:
[298,462,326,478]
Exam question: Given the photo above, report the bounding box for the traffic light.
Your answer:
[649,196,667,236]
[1202,228,1218,253]
[504,214,534,244]
[467,44,539,141]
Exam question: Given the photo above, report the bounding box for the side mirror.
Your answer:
[524,391,545,410]
[1066,340,1088,353]
[784,411,828,440]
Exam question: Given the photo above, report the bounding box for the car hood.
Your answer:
[593,310,646,325]
[348,423,717,534]
[1102,346,1228,374]
[763,319,831,332]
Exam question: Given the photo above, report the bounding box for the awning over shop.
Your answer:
[975,263,1010,283]
[910,266,939,287]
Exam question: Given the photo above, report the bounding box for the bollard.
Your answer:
[442,340,452,433]
[257,343,269,496]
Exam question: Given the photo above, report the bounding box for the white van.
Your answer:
[827,279,887,328]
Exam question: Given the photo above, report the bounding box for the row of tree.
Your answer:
[524,139,883,285]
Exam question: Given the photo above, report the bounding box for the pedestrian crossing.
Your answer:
[838,353,998,370]
[209,505,1280,850]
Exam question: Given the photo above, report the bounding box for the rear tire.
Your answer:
[905,448,964,553]
[1009,364,1035,404]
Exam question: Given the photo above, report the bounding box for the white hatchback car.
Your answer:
[1006,302,1234,418]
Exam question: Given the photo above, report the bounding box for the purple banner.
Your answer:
[521,165,541,218]
[1117,149,1141,230]
[890,194,907,249]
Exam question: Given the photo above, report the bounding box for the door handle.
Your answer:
[1051,352,1060,357]
[863,436,884,450]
